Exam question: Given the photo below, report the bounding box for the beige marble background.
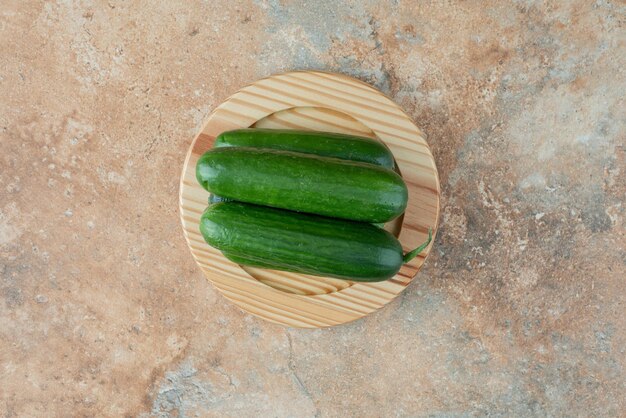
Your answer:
[1,1,625,417]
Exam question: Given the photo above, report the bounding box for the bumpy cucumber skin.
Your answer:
[196,147,407,223]
[215,128,395,170]
[200,202,404,281]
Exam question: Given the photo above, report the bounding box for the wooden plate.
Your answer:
[179,71,440,328]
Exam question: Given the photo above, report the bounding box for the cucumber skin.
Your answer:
[222,252,283,270]
[210,197,384,228]
[200,202,403,281]
[208,194,232,204]
[196,147,407,223]
[215,128,395,170]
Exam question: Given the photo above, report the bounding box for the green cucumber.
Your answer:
[210,128,396,214]
[200,202,431,281]
[215,128,395,169]
[196,147,407,223]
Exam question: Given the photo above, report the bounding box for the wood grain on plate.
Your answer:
[179,71,440,328]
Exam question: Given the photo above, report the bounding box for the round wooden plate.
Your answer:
[179,71,440,328]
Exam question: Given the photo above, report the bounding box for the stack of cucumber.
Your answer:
[196,128,431,282]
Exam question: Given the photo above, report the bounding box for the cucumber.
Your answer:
[215,128,395,169]
[196,147,407,223]
[210,128,396,214]
[200,202,431,281]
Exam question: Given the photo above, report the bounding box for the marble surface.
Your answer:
[1,1,625,417]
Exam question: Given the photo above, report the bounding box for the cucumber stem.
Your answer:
[402,228,433,263]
